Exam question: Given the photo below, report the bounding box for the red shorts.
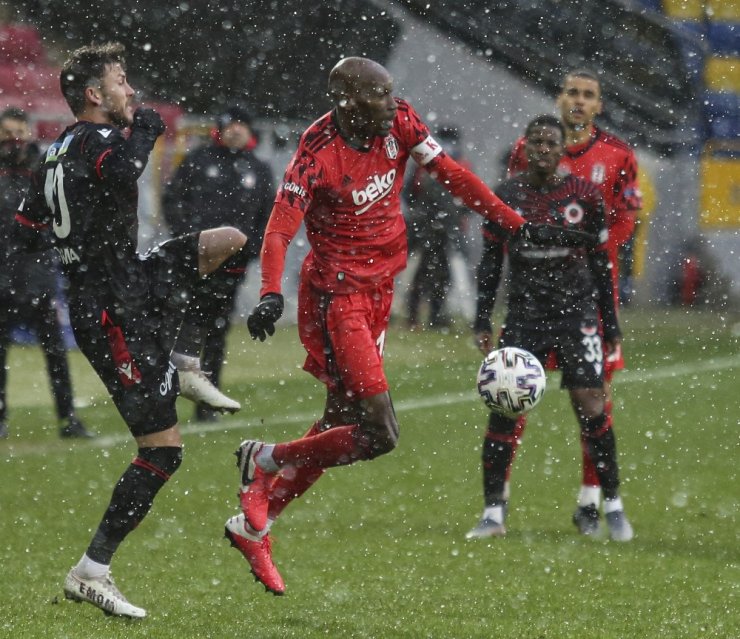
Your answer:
[298,278,393,399]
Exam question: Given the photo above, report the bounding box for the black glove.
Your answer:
[247,293,284,341]
[132,107,166,136]
[516,221,597,248]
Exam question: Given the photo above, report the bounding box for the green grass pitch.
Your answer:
[1,307,737,638]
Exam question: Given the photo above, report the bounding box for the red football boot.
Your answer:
[235,439,275,532]
[224,514,285,596]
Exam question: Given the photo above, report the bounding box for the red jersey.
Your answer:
[508,125,641,256]
[261,99,524,296]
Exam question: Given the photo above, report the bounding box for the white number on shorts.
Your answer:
[581,335,603,364]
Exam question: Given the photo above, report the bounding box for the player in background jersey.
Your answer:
[224,57,595,595]
[11,42,250,618]
[507,69,641,537]
[467,115,633,541]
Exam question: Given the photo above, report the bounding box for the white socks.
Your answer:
[171,352,201,372]
[75,554,109,579]
[482,504,505,524]
[578,485,601,509]
[255,444,278,473]
[603,496,624,514]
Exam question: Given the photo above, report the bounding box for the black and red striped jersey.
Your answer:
[483,174,609,323]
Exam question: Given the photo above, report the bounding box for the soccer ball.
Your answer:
[476,347,546,417]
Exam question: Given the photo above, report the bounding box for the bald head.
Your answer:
[328,56,397,143]
[328,57,391,103]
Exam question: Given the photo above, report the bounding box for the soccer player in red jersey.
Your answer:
[507,69,642,536]
[223,57,594,594]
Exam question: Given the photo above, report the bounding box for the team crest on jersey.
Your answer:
[563,201,585,224]
[384,135,399,159]
[590,163,606,185]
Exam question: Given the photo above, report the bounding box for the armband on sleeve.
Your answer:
[410,135,444,167]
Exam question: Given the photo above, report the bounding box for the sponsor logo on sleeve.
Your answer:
[283,182,307,198]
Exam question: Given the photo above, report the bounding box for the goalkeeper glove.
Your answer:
[247,293,284,341]
[516,221,597,248]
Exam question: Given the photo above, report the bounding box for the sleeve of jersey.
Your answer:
[420,150,524,233]
[92,127,159,185]
[608,151,641,246]
[10,175,52,254]
[474,236,504,333]
[586,189,620,339]
[589,250,621,340]
[259,201,304,297]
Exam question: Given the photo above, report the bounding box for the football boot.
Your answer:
[63,568,146,618]
[179,369,240,413]
[235,439,274,532]
[224,514,285,596]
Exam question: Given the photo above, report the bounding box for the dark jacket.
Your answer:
[0,140,58,299]
[163,143,274,262]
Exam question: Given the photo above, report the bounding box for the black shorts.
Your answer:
[71,234,200,437]
[499,316,604,389]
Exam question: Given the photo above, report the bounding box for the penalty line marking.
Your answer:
[5,354,739,457]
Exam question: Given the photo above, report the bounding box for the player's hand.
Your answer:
[132,107,166,136]
[604,336,622,360]
[474,331,495,356]
[472,317,494,355]
[247,293,284,341]
[516,222,597,248]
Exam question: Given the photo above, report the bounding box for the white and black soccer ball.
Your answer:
[476,347,546,417]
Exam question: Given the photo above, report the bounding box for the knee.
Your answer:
[137,446,183,478]
[362,416,399,460]
[487,411,517,436]
[578,412,610,438]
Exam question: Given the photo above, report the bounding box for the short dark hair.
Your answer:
[561,68,601,91]
[216,104,253,130]
[525,114,565,139]
[60,42,127,116]
[0,106,28,123]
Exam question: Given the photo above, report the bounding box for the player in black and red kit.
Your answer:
[11,43,250,618]
[507,69,641,537]
[466,115,633,541]
[223,58,594,595]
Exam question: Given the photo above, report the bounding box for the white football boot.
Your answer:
[605,510,634,542]
[63,568,146,618]
[178,369,241,413]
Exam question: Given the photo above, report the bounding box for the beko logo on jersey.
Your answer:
[283,182,307,198]
[352,169,396,214]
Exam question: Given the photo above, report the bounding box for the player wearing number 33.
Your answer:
[10,42,251,618]
[466,115,633,541]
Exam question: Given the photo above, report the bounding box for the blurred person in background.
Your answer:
[163,105,274,421]
[403,123,470,330]
[0,106,93,439]
[507,69,642,537]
